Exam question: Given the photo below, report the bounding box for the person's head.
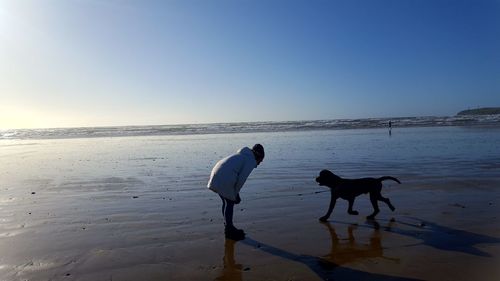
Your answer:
[252,144,265,166]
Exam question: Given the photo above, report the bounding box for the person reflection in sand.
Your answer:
[319,220,399,268]
[214,239,243,281]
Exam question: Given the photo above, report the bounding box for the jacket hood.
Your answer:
[237,147,253,156]
[238,147,257,168]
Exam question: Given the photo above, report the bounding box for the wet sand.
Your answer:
[0,178,499,281]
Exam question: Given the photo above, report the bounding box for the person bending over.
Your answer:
[208,144,265,240]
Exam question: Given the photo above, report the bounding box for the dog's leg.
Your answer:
[367,193,380,219]
[320,190,337,222]
[378,195,395,211]
[347,199,359,215]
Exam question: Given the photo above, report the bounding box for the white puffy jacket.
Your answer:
[207,147,257,201]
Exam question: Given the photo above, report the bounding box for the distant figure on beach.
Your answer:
[208,144,265,240]
[388,120,392,136]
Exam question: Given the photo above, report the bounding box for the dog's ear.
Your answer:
[320,169,334,177]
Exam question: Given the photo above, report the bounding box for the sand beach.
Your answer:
[1,127,499,280]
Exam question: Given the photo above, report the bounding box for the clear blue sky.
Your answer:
[1,0,499,129]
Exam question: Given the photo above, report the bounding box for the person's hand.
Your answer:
[235,194,241,204]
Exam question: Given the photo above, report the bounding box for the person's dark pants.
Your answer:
[220,195,235,229]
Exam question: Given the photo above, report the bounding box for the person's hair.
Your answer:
[252,144,265,160]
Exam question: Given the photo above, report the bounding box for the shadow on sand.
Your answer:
[215,221,423,281]
[387,217,500,257]
[334,217,500,257]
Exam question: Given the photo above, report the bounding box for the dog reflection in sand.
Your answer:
[318,220,399,268]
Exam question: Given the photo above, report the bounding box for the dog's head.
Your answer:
[315,169,341,187]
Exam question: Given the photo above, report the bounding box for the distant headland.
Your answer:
[457,107,500,116]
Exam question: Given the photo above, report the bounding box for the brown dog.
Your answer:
[315,170,400,221]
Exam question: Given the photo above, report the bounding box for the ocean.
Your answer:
[1,114,500,140]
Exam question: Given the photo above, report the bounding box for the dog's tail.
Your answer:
[378,176,401,184]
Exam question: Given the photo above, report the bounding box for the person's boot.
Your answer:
[225,227,245,241]
[233,227,245,236]
[224,224,245,235]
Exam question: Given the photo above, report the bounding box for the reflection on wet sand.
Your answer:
[319,220,399,268]
[214,239,242,281]
[217,220,422,281]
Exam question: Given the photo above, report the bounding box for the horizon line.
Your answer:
[0,114,460,131]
